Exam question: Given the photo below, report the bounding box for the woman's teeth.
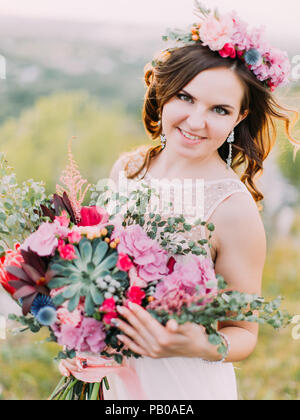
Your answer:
[179,128,204,141]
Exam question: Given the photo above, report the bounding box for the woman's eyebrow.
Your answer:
[180,89,235,110]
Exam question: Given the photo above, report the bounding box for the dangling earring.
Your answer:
[226,129,235,169]
[160,133,167,150]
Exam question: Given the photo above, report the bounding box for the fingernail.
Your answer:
[128,302,134,310]
[117,305,125,313]
[111,318,119,326]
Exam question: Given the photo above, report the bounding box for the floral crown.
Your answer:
[155,1,291,92]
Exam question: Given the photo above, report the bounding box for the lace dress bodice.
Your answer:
[117,153,253,266]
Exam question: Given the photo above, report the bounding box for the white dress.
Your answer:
[103,154,254,400]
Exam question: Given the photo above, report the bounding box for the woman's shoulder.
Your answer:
[211,191,266,254]
[109,145,149,182]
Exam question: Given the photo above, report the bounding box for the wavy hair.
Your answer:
[126,44,300,205]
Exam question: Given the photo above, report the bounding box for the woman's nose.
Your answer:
[185,108,206,130]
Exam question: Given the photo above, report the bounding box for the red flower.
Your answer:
[117,253,133,272]
[58,244,77,261]
[78,206,109,227]
[0,249,24,295]
[126,286,146,305]
[219,43,236,59]
[99,297,116,313]
[167,256,176,274]
[103,311,118,325]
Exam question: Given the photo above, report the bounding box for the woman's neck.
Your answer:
[147,149,234,181]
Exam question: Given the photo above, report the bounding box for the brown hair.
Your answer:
[126,44,300,205]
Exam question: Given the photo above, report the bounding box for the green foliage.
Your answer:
[0,91,146,195]
[0,152,49,249]
[49,237,128,316]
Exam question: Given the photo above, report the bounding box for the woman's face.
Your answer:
[161,67,248,160]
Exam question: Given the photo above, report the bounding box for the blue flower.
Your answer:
[244,49,262,66]
[35,306,57,326]
[31,294,55,316]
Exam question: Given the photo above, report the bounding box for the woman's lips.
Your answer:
[177,128,207,144]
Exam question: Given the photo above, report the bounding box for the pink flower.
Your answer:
[126,286,146,305]
[52,317,106,353]
[0,248,24,295]
[67,229,82,244]
[55,210,70,228]
[59,244,77,261]
[219,43,236,58]
[57,304,82,327]
[128,266,148,288]
[79,318,106,353]
[79,206,109,227]
[21,222,60,257]
[103,312,118,325]
[117,253,133,271]
[199,14,234,51]
[117,224,169,282]
[99,297,116,313]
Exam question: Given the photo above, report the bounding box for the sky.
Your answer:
[0,0,299,39]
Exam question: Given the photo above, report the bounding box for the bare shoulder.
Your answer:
[212,191,267,262]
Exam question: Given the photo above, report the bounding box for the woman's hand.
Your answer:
[113,302,217,359]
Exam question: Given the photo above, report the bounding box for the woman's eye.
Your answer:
[177,93,193,103]
[213,106,229,115]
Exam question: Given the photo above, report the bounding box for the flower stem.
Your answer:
[90,382,101,400]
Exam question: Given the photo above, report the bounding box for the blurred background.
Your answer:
[0,0,299,400]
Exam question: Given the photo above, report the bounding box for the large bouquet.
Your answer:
[0,140,292,400]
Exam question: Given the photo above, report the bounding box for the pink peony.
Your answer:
[21,222,60,257]
[79,318,107,353]
[199,14,234,51]
[117,253,133,272]
[128,266,148,289]
[52,317,106,354]
[117,224,169,282]
[79,206,109,227]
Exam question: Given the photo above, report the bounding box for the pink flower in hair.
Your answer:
[199,14,234,51]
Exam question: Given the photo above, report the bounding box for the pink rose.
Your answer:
[59,244,77,261]
[126,286,146,305]
[21,222,59,256]
[199,14,234,51]
[55,210,70,228]
[79,206,109,227]
[219,43,236,58]
[67,229,82,244]
[117,253,133,271]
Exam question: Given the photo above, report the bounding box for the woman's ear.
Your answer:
[235,109,249,127]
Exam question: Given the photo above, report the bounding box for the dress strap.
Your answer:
[200,179,253,264]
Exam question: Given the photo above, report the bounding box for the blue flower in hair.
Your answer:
[244,49,262,66]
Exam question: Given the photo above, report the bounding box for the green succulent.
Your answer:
[48,237,129,316]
